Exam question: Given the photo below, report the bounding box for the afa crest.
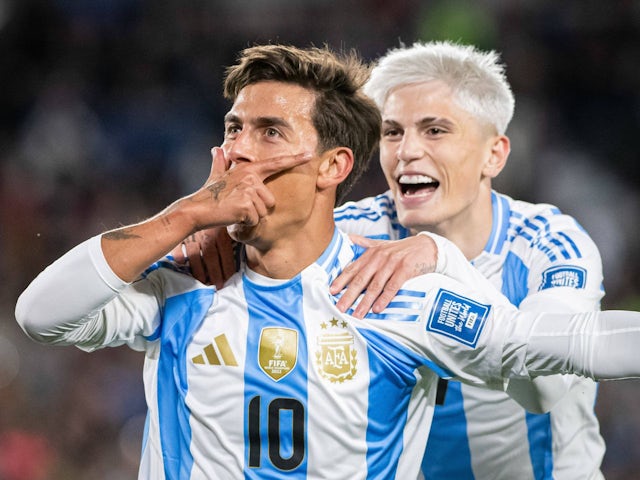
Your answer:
[315,318,357,383]
[258,327,298,382]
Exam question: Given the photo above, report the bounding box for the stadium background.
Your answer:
[1,0,639,478]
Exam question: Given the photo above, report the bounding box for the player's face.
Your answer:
[222,81,320,245]
[379,81,498,234]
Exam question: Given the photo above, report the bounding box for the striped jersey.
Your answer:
[334,190,606,480]
[27,228,571,480]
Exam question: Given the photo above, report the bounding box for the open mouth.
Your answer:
[398,174,439,197]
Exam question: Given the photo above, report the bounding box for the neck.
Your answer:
[245,219,335,280]
[412,188,494,261]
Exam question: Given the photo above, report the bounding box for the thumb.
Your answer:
[209,147,229,178]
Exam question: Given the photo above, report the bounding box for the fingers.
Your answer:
[183,234,209,284]
[342,256,399,318]
[197,148,311,229]
[329,258,358,295]
[209,147,229,177]
[253,182,276,214]
[332,252,393,318]
[210,148,312,183]
[331,236,439,319]
[217,232,237,283]
[332,259,368,315]
[170,242,187,265]
[202,228,236,289]
[254,152,314,181]
[349,234,380,248]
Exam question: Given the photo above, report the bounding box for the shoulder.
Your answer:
[497,194,604,299]
[140,258,216,301]
[334,190,395,219]
[503,194,600,262]
[334,191,409,239]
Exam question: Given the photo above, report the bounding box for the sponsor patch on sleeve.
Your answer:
[539,266,587,291]
[426,289,490,348]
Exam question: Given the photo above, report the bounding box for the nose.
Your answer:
[396,130,424,165]
[223,130,258,165]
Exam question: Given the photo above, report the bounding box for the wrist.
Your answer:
[416,231,442,272]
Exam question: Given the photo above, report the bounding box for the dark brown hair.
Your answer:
[224,44,381,203]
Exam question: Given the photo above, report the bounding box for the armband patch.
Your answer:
[426,289,490,348]
[539,266,586,291]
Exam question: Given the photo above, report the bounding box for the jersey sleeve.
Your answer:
[425,219,607,412]
[383,273,640,391]
[334,191,407,240]
[510,309,640,380]
[15,235,167,352]
[508,208,605,407]
[518,208,604,313]
[378,272,518,390]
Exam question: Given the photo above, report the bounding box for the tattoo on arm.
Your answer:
[103,229,141,241]
[414,262,433,276]
[207,180,226,200]
[160,216,172,229]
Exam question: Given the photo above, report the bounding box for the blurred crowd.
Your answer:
[1,0,639,478]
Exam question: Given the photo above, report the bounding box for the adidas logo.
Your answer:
[193,334,238,366]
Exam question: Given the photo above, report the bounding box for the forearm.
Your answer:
[514,310,640,380]
[15,235,127,342]
[102,201,196,282]
[511,285,605,408]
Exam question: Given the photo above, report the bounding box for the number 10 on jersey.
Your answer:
[247,395,306,471]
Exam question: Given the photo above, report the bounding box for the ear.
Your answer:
[316,147,354,191]
[482,135,510,179]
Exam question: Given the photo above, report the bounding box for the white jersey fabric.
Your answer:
[19,227,640,480]
[334,190,606,480]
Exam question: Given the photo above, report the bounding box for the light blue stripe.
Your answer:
[158,288,215,480]
[145,324,162,342]
[364,234,392,240]
[557,231,582,258]
[546,236,572,259]
[514,213,582,261]
[486,191,510,255]
[333,210,393,222]
[316,228,342,274]
[386,300,426,309]
[361,312,421,322]
[422,381,474,479]
[357,327,428,478]
[501,252,530,307]
[501,255,553,478]
[142,259,191,278]
[525,412,553,478]
[523,217,548,238]
[242,275,309,478]
[538,243,558,262]
[395,289,426,298]
[334,193,410,238]
[334,197,393,218]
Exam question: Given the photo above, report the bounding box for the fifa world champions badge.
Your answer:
[258,327,298,381]
[315,317,357,383]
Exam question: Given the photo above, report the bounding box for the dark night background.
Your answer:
[1,1,639,478]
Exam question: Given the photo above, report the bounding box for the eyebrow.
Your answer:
[416,117,456,130]
[382,116,456,130]
[224,113,292,131]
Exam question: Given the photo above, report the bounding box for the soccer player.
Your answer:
[179,41,611,479]
[15,43,640,480]
[331,41,607,479]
